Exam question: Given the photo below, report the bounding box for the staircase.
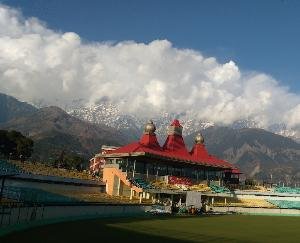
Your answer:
[103,165,142,197]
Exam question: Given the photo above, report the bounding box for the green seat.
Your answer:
[268,200,300,209]
[275,187,300,194]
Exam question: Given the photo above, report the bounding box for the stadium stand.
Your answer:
[268,200,300,209]
[274,187,300,194]
[212,197,276,208]
[3,186,78,203]
[168,176,193,186]
[227,184,271,192]
[0,160,23,175]
[49,189,151,204]
[252,186,268,192]
[129,179,230,193]
[188,184,211,192]
[237,199,276,208]
[210,185,230,193]
[9,160,98,181]
[128,178,232,193]
[151,181,179,190]
[129,178,154,189]
[2,185,148,204]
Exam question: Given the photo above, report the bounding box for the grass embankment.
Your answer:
[11,160,97,181]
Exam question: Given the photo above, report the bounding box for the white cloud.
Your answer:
[0,4,300,131]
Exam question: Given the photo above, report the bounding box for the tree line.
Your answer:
[0,129,87,170]
[0,130,34,160]
[53,150,86,171]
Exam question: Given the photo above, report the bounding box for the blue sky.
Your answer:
[3,0,300,93]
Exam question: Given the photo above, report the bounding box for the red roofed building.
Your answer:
[92,120,240,196]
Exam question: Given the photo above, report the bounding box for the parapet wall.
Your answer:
[0,203,152,235]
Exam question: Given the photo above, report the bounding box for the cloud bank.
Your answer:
[0,4,300,130]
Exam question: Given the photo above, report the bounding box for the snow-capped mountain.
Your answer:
[67,103,215,142]
[231,119,299,141]
[3,93,300,183]
[67,103,300,142]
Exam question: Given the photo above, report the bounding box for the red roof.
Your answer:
[106,120,236,169]
[163,134,191,157]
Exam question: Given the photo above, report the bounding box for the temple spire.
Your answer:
[190,132,209,159]
[139,120,161,149]
[144,120,156,134]
[163,120,190,156]
[195,133,204,144]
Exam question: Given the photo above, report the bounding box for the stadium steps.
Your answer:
[129,178,154,189]
[274,187,300,194]
[103,166,142,196]
[212,198,276,208]
[267,200,300,209]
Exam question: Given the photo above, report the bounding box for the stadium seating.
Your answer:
[212,197,275,208]
[268,200,300,209]
[238,199,275,208]
[48,189,150,204]
[3,185,149,204]
[151,181,179,190]
[274,187,300,194]
[188,184,211,192]
[168,176,193,186]
[129,178,154,189]
[210,185,230,193]
[0,160,23,175]
[9,160,97,181]
[3,186,78,203]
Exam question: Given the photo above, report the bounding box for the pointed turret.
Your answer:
[163,119,190,156]
[139,120,161,149]
[190,133,210,160]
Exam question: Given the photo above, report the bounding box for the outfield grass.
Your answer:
[1,215,300,243]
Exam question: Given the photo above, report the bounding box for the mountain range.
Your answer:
[185,127,300,184]
[0,93,129,162]
[0,93,38,123]
[1,92,300,184]
[68,103,300,142]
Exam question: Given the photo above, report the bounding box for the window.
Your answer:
[173,167,182,176]
[157,164,167,176]
[135,161,144,174]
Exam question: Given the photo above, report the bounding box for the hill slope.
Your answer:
[186,127,300,183]
[0,106,128,162]
[0,93,37,123]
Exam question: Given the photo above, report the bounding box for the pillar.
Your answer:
[117,177,121,196]
[133,160,136,178]
[146,165,149,179]
[130,188,133,200]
